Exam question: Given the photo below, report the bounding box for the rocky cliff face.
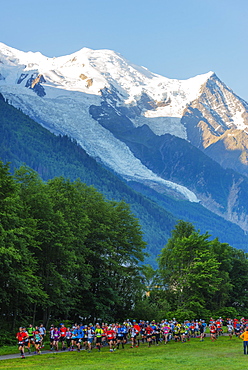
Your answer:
[182,74,248,175]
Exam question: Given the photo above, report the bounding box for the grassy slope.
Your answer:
[0,336,246,370]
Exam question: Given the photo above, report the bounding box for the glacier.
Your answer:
[1,85,199,202]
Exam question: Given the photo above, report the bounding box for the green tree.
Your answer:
[158,221,225,317]
[208,239,233,311]
[105,200,146,319]
[14,167,89,325]
[227,248,248,316]
[0,162,45,329]
[46,177,91,320]
[68,182,146,321]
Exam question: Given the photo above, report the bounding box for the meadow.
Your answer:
[0,335,246,370]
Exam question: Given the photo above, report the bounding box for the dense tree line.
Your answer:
[0,161,146,329]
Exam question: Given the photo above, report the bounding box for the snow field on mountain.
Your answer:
[0,43,213,112]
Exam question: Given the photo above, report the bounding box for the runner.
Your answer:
[162,323,170,344]
[153,324,161,345]
[86,324,95,352]
[82,325,88,350]
[76,325,84,352]
[71,325,79,351]
[129,324,139,348]
[33,328,42,354]
[180,325,187,343]
[22,327,31,354]
[227,323,234,339]
[59,324,67,350]
[27,324,35,351]
[39,324,46,347]
[52,327,61,351]
[209,322,217,342]
[199,322,205,341]
[101,324,107,347]
[106,325,116,352]
[16,327,28,359]
[121,323,128,345]
[194,320,200,337]
[145,323,153,347]
[139,321,147,344]
[235,321,242,337]
[215,318,222,336]
[95,324,104,351]
[49,324,55,350]
[190,321,195,338]
[150,321,156,345]
[174,323,181,342]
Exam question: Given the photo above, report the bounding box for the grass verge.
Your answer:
[0,335,246,370]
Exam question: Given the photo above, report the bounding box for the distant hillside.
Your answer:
[1,94,248,266]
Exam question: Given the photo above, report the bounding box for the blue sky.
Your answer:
[1,0,248,100]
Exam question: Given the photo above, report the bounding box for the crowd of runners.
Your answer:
[16,317,248,359]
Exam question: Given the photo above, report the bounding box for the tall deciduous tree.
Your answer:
[227,248,248,316]
[0,162,44,329]
[158,220,229,317]
[14,170,91,324]
[69,182,146,321]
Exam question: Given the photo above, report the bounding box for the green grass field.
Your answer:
[0,336,246,370]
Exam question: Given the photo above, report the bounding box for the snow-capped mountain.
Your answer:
[0,42,211,202]
[1,42,248,230]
